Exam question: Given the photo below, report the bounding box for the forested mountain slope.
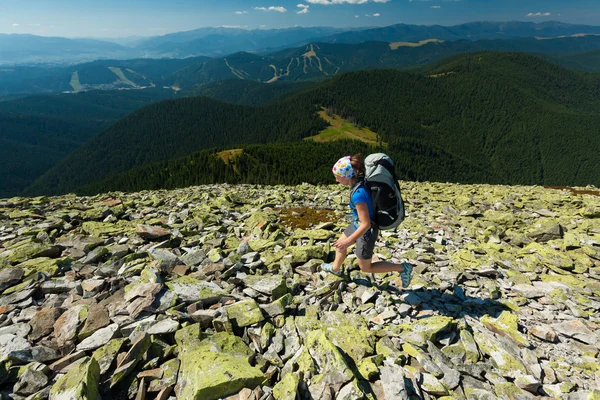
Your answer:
[0,89,178,197]
[171,36,600,87]
[5,35,600,97]
[24,52,600,196]
[24,97,328,195]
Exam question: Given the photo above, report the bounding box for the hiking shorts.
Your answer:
[344,224,379,260]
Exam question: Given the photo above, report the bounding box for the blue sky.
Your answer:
[1,0,599,38]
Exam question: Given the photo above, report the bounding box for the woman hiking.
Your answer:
[321,154,414,288]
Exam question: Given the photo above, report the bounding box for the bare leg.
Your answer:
[357,259,406,274]
[332,233,349,272]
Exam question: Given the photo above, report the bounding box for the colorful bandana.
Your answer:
[332,156,355,178]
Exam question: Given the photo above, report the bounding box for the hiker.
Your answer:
[321,154,414,288]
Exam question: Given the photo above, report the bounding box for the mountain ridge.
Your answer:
[5,34,600,97]
[23,52,600,196]
[4,21,600,66]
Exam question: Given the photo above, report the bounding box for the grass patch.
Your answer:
[390,39,444,50]
[306,110,384,145]
[216,149,243,164]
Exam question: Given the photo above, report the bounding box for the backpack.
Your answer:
[351,153,405,230]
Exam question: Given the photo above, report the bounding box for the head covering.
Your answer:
[332,156,355,178]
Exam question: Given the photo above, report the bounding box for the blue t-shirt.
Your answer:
[350,184,374,226]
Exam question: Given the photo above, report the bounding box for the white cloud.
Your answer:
[373,13,381,16]
[260,24,267,28]
[297,3,310,13]
[12,23,19,27]
[235,11,248,14]
[355,14,359,18]
[527,12,551,17]
[254,6,287,12]
[307,0,375,4]
[431,5,441,8]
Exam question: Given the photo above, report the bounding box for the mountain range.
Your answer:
[2,21,600,199]
[23,52,600,197]
[4,34,600,97]
[2,21,600,66]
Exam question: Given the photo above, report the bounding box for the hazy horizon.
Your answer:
[1,0,599,39]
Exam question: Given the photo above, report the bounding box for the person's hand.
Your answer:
[334,237,352,250]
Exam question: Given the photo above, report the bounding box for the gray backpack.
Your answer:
[352,153,406,230]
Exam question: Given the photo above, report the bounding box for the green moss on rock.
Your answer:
[395,316,455,346]
[272,372,300,400]
[226,299,264,328]
[50,357,100,400]
[481,311,529,347]
[177,347,264,400]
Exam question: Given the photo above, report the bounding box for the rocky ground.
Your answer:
[0,181,599,400]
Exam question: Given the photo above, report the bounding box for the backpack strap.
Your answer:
[350,181,378,227]
[349,181,363,208]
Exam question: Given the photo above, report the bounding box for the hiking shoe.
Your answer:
[321,263,343,277]
[400,262,413,288]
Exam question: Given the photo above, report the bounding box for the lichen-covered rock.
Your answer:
[177,332,264,400]
[82,221,134,237]
[0,181,599,398]
[481,311,530,347]
[272,372,300,400]
[50,357,100,400]
[53,304,89,347]
[421,373,449,396]
[226,299,264,328]
[395,315,455,346]
[242,274,288,299]
[165,276,227,303]
[472,326,528,379]
[109,333,152,387]
[261,293,292,317]
[91,338,127,376]
[527,221,563,243]
[76,323,118,351]
[320,311,374,363]
[1,239,60,264]
[293,229,336,240]
[305,329,355,386]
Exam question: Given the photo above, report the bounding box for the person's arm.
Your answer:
[334,202,371,250]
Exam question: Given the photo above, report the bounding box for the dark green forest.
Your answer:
[186,80,315,106]
[24,96,328,195]
[24,51,600,196]
[540,49,600,72]
[0,89,178,197]
[78,140,500,195]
